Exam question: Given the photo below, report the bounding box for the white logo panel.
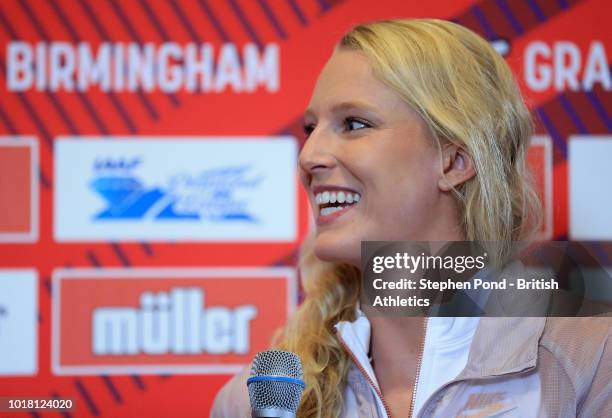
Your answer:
[54,137,297,242]
[569,136,612,240]
[0,269,38,375]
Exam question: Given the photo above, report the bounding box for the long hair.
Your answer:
[276,19,543,418]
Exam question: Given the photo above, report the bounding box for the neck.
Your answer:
[368,315,426,351]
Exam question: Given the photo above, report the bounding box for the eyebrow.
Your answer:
[303,101,379,120]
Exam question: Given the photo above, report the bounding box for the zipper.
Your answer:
[336,331,393,418]
[408,317,428,418]
[335,317,429,418]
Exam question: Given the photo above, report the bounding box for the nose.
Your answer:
[298,125,337,187]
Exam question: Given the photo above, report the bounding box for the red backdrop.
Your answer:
[0,0,610,417]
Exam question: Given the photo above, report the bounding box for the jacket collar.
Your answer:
[458,316,546,379]
[335,309,547,381]
[457,260,548,378]
[336,260,548,380]
[334,308,379,388]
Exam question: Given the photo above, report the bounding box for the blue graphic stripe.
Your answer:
[256,0,288,39]
[42,0,112,132]
[558,0,569,10]
[7,3,46,43]
[272,249,298,266]
[74,379,100,416]
[0,9,71,144]
[87,250,102,267]
[558,95,588,134]
[131,375,147,390]
[139,0,172,41]
[526,0,546,22]
[0,55,52,148]
[140,242,155,256]
[39,169,51,189]
[1,91,53,146]
[46,0,79,40]
[44,279,52,296]
[106,0,144,43]
[197,0,232,42]
[585,91,612,131]
[138,0,188,109]
[317,0,331,12]
[77,0,110,40]
[50,392,73,418]
[63,0,142,132]
[6,2,84,134]
[88,0,179,111]
[169,0,203,43]
[247,375,306,388]
[105,1,178,112]
[228,0,263,48]
[106,93,138,133]
[536,107,567,156]
[137,90,161,120]
[20,0,108,135]
[44,92,81,135]
[285,0,308,25]
[495,0,524,35]
[471,5,497,39]
[0,102,17,134]
[111,242,131,266]
[0,102,47,189]
[100,375,123,404]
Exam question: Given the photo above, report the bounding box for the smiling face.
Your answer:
[299,49,463,267]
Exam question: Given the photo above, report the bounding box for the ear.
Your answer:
[437,143,476,192]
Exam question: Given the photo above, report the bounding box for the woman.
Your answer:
[212,19,611,418]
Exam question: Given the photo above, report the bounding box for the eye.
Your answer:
[303,123,315,138]
[344,117,371,132]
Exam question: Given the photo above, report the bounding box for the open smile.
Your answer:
[313,188,361,225]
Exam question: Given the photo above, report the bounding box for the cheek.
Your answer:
[363,157,439,231]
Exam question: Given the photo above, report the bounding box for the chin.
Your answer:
[313,236,361,267]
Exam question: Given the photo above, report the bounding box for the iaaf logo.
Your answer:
[90,158,261,222]
[54,138,297,241]
[52,268,296,375]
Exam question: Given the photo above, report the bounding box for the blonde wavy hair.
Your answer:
[276,18,542,418]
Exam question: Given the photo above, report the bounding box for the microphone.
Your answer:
[246,350,306,418]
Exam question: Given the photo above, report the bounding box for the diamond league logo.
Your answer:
[90,157,262,223]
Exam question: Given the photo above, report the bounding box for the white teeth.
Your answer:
[314,190,361,207]
[320,206,343,216]
[321,191,330,204]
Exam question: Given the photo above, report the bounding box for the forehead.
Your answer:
[308,49,410,116]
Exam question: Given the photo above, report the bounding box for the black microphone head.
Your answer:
[247,350,305,415]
